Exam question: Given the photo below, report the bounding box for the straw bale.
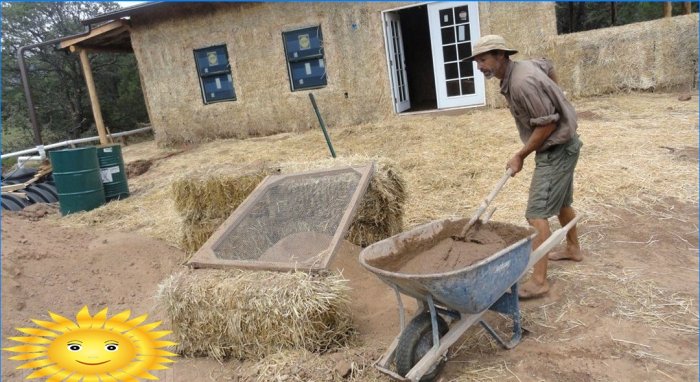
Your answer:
[156,268,354,360]
[543,14,699,98]
[180,218,222,255]
[172,168,273,222]
[277,155,407,247]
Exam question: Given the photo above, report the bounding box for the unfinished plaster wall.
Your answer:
[477,2,558,108]
[130,3,393,145]
[544,14,699,98]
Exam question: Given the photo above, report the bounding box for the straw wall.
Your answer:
[130,3,393,146]
[543,14,699,98]
[477,2,558,108]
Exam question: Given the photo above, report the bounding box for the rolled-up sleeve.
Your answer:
[513,78,560,128]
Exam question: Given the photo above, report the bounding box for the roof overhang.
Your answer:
[59,20,132,53]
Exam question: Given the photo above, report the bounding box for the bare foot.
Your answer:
[518,279,550,299]
[548,246,583,262]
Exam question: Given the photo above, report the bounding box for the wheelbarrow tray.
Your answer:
[359,217,535,314]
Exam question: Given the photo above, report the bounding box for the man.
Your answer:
[466,35,583,299]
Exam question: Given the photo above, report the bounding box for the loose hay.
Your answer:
[156,268,354,361]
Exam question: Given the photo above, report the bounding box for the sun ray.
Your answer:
[63,373,83,382]
[134,370,160,380]
[45,369,72,382]
[136,356,176,364]
[124,314,148,328]
[9,353,47,361]
[75,306,94,328]
[91,307,109,328]
[100,373,118,382]
[145,330,172,340]
[8,336,53,345]
[82,375,100,382]
[109,370,140,381]
[105,310,131,326]
[26,364,62,379]
[48,312,80,331]
[3,345,48,353]
[134,321,162,333]
[17,327,59,337]
[31,319,75,334]
[17,358,55,369]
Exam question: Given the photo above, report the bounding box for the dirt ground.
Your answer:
[2,92,698,381]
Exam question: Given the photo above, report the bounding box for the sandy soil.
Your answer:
[2,92,698,381]
[2,199,697,381]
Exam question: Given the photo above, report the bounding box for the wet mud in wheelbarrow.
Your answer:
[367,221,533,275]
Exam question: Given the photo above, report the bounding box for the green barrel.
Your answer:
[49,147,106,215]
[97,144,130,201]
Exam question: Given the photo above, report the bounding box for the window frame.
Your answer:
[282,25,328,92]
[193,44,237,104]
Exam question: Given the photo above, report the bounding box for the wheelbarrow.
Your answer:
[359,214,581,381]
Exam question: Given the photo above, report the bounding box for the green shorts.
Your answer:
[526,136,582,220]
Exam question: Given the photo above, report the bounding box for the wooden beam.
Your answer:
[77,48,109,146]
[684,2,692,14]
[59,20,129,49]
[663,2,673,18]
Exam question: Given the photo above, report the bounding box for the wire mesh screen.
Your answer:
[212,168,363,266]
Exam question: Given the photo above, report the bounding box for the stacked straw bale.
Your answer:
[172,167,275,253]
[173,155,406,253]
[156,268,354,360]
[276,155,407,247]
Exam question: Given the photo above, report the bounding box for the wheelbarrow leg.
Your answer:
[479,283,524,349]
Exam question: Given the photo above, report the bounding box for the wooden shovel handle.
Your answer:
[458,168,513,238]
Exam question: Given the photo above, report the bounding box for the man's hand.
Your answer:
[507,154,524,176]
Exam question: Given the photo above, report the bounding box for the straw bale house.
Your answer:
[63,2,696,146]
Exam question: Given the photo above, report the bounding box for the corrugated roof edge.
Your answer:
[81,2,165,25]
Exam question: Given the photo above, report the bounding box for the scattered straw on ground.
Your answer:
[58,93,697,251]
[156,268,354,361]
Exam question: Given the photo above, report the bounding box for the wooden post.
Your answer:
[610,2,616,26]
[75,47,108,145]
[683,2,692,14]
[663,2,673,18]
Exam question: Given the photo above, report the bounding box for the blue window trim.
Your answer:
[282,26,327,92]
[193,44,236,104]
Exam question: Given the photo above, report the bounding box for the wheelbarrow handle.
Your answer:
[459,168,513,238]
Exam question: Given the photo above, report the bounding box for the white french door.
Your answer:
[427,2,485,109]
[384,12,411,113]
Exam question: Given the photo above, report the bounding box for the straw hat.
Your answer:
[462,35,518,61]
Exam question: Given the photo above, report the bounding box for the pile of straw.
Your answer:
[156,268,354,360]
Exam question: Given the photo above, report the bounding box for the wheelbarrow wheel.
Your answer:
[395,312,449,381]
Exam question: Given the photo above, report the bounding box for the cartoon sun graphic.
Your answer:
[3,306,177,381]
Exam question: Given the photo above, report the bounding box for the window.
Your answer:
[282,26,327,91]
[193,45,236,104]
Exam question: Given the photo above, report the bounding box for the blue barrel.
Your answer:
[49,147,106,215]
[97,144,130,201]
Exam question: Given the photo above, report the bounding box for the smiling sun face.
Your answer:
[48,329,137,375]
[4,306,177,381]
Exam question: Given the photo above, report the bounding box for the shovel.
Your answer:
[455,168,513,241]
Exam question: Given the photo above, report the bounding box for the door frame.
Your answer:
[427,1,485,109]
[383,12,411,113]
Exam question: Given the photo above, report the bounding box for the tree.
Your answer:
[1,2,149,153]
